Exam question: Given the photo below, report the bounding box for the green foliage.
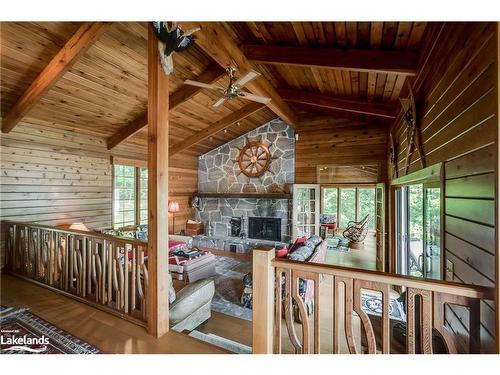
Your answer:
[340,188,356,227]
[323,188,337,214]
[358,188,375,230]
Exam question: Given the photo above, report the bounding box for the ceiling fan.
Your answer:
[184,67,271,107]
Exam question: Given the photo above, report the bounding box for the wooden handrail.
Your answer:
[0,220,147,247]
[252,248,495,354]
[272,258,494,300]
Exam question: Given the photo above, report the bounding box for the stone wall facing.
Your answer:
[196,118,295,242]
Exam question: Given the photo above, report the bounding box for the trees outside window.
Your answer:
[113,164,148,229]
[322,186,376,230]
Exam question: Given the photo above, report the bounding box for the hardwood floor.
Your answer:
[0,273,228,354]
[0,235,379,355]
[324,232,377,271]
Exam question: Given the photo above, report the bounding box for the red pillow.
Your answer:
[290,236,307,252]
[276,246,288,258]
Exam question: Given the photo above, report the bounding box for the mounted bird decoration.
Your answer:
[400,79,425,175]
[151,22,200,75]
[389,132,398,179]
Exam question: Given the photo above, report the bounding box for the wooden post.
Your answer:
[147,25,170,337]
[252,246,275,354]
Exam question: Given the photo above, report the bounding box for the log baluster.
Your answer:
[1,221,149,324]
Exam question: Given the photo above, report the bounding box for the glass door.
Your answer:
[395,184,441,280]
[292,184,320,239]
[424,184,441,279]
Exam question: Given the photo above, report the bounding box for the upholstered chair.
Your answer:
[168,273,215,332]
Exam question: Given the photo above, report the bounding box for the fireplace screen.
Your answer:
[248,217,281,241]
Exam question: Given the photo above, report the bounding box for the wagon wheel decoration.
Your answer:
[237,141,271,177]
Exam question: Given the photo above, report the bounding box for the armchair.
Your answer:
[168,273,215,332]
[342,214,370,243]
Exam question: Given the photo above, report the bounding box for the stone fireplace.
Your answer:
[195,118,294,243]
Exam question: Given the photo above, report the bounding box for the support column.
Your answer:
[147,24,170,337]
[252,247,275,354]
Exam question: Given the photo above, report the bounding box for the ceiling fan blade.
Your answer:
[184,79,224,91]
[212,97,227,107]
[234,70,260,87]
[238,91,271,104]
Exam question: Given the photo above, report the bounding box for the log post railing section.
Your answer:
[252,249,495,354]
[2,221,149,326]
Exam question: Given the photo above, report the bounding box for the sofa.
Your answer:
[241,235,327,320]
[168,273,215,332]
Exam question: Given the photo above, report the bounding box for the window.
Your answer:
[322,187,338,215]
[139,167,148,225]
[395,183,441,280]
[322,186,376,230]
[358,188,376,230]
[113,164,148,229]
[339,188,356,228]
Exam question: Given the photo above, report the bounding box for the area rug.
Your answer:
[0,306,101,354]
[188,330,252,354]
[211,256,253,321]
[360,291,406,322]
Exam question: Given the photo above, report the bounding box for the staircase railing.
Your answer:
[252,247,495,354]
[1,221,149,326]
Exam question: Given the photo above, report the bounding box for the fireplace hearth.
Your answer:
[248,217,281,241]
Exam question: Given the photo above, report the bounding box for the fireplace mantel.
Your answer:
[195,192,292,199]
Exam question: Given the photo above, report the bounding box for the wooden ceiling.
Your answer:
[1,22,430,158]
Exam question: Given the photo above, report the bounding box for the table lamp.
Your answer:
[168,200,180,234]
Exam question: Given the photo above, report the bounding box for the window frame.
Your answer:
[112,162,148,229]
[320,183,377,230]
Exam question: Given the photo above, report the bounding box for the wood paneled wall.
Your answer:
[1,122,114,229]
[295,118,388,184]
[389,22,497,353]
[0,121,198,256]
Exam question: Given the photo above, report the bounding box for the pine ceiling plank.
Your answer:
[169,102,265,156]
[106,62,225,149]
[181,22,299,127]
[1,22,110,133]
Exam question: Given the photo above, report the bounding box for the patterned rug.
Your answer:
[0,306,101,354]
[211,256,253,321]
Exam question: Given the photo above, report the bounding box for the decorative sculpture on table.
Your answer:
[151,22,199,75]
[400,80,425,175]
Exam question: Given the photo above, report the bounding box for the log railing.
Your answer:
[252,248,495,354]
[2,221,149,325]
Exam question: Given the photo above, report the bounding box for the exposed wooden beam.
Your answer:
[181,22,298,127]
[107,62,225,150]
[146,25,170,338]
[170,102,264,156]
[1,22,109,133]
[242,44,418,76]
[107,113,148,150]
[279,88,398,119]
[170,62,225,109]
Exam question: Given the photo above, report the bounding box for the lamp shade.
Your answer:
[168,200,180,213]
